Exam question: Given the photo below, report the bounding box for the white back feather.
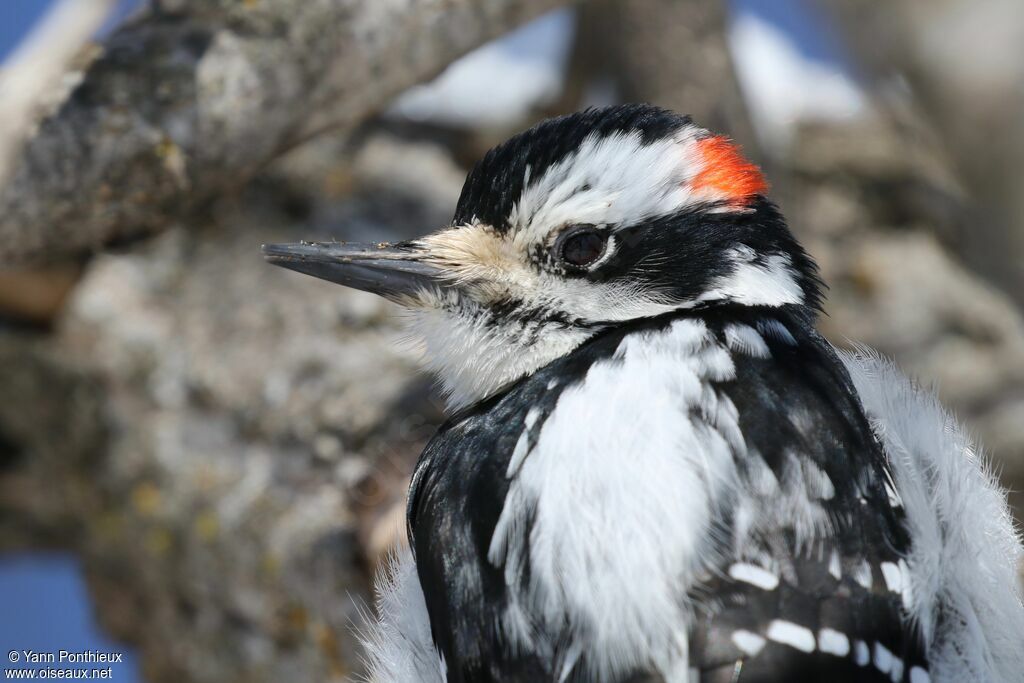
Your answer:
[359,548,444,683]
[840,350,1024,683]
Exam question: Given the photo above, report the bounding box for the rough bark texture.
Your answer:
[815,0,1024,305]
[0,0,116,186]
[0,0,565,265]
[571,0,758,154]
[0,133,460,682]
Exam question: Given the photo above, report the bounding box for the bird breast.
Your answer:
[488,318,750,680]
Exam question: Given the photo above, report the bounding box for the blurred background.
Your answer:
[0,0,1021,681]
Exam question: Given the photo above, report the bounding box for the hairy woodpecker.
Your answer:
[263,105,1024,683]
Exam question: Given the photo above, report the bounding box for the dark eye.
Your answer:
[559,227,607,268]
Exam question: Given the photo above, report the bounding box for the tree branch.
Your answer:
[0,0,568,265]
[0,0,117,188]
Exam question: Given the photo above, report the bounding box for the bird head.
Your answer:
[264,105,821,408]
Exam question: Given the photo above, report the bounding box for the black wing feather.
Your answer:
[687,308,926,682]
[408,309,928,682]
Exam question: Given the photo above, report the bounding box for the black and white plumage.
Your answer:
[263,105,1024,683]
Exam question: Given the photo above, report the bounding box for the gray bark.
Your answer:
[0,0,117,187]
[815,0,1024,304]
[0,133,460,682]
[0,0,567,265]
[572,0,758,153]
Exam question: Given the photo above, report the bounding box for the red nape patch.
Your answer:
[692,136,768,203]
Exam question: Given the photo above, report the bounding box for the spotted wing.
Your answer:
[687,312,929,682]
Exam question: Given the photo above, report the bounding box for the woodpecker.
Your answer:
[263,105,1024,683]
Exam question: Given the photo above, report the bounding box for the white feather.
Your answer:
[403,289,597,411]
[509,127,706,243]
[490,318,744,681]
[840,350,1024,683]
[359,547,444,683]
[699,250,804,307]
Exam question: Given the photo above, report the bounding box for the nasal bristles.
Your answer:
[692,136,768,203]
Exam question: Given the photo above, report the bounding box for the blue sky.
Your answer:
[0,554,141,682]
[0,0,141,61]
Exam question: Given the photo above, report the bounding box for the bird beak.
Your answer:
[261,241,448,300]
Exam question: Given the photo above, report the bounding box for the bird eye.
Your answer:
[559,227,607,269]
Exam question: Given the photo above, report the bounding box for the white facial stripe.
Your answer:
[537,273,679,322]
[421,225,676,322]
[509,127,706,244]
[398,128,801,404]
[700,249,804,307]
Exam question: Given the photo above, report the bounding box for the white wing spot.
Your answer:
[874,643,894,674]
[817,472,836,500]
[880,561,903,594]
[766,620,816,652]
[910,666,931,683]
[890,657,904,681]
[828,549,841,580]
[852,560,873,589]
[728,562,780,590]
[731,630,767,656]
[854,640,870,666]
[817,628,850,657]
[802,459,835,500]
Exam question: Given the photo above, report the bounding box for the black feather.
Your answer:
[408,308,926,682]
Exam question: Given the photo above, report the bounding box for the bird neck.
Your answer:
[405,304,600,412]
[409,302,817,413]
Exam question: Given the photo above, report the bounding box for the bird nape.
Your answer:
[263,104,1024,683]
